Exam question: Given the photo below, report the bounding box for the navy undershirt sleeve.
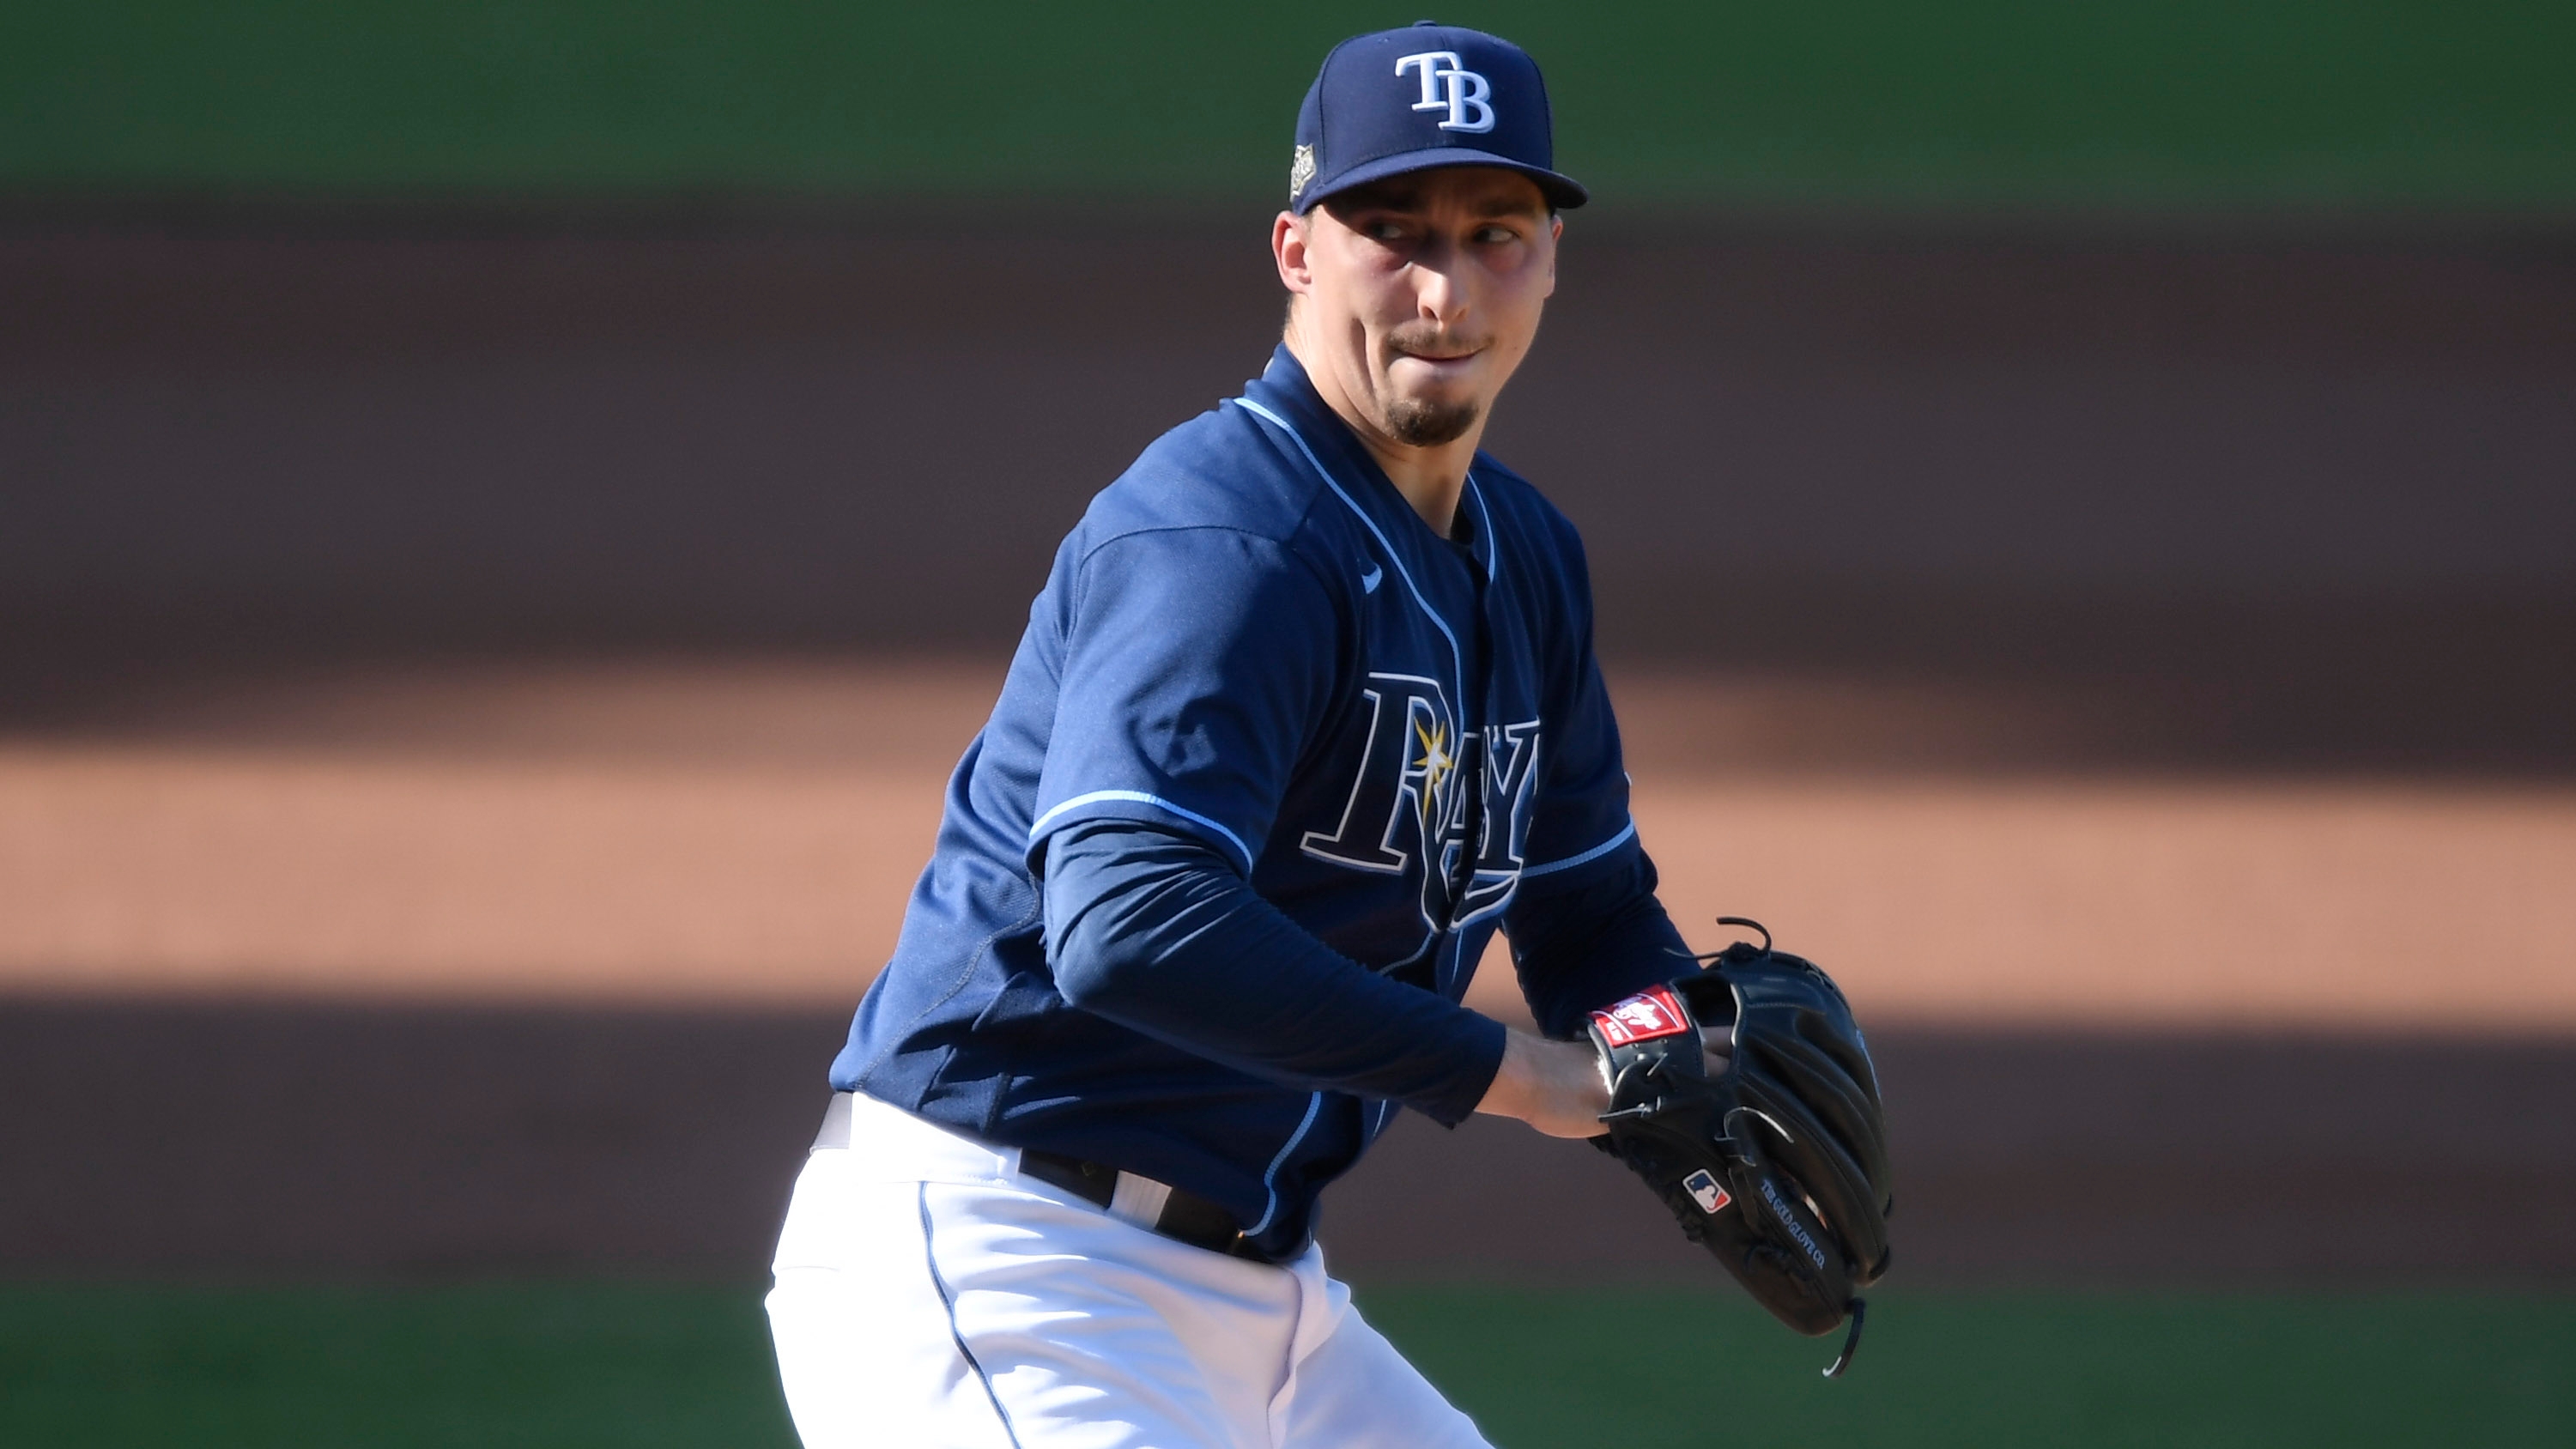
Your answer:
[1504,842,1697,1040]
[1042,820,1508,1126]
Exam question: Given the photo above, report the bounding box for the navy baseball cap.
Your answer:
[1289,21,1587,214]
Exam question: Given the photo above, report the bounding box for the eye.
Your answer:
[1366,219,1409,242]
[1474,223,1522,245]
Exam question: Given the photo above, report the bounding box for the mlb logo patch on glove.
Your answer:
[1682,1168,1732,1214]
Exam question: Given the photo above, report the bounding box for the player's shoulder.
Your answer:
[1073,399,1329,553]
[1467,452,1591,567]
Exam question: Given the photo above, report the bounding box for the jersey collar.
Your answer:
[1242,344,1500,580]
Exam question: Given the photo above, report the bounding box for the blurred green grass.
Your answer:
[4,2,2573,206]
[1366,1284,2576,1448]
[0,1282,795,1449]
[3,1280,2569,1447]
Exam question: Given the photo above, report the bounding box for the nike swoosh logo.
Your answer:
[1361,564,1383,594]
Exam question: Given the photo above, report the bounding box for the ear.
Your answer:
[1273,211,1314,297]
[1543,213,1562,300]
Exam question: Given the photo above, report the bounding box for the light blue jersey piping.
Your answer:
[1519,818,1638,877]
[1228,397,1468,715]
[1233,397,1637,894]
[1246,1089,1327,1237]
[1029,789,1257,874]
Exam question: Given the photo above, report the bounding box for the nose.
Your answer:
[1409,239,1469,325]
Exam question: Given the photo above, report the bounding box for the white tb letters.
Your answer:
[1393,51,1496,134]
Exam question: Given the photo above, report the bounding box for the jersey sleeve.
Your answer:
[1512,518,1638,883]
[1027,525,1341,876]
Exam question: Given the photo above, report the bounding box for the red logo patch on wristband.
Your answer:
[1590,985,1692,1046]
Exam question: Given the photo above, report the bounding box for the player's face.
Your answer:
[1276,169,1560,450]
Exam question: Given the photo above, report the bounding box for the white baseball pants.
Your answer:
[766,1092,1495,1449]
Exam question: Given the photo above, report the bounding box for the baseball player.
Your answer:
[766,22,1888,1446]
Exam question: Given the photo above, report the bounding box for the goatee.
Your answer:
[1384,396,1481,447]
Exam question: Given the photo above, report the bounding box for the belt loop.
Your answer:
[1106,1173,1174,1228]
[810,1091,855,1151]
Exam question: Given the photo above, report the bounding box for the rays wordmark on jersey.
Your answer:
[1300,673,1540,941]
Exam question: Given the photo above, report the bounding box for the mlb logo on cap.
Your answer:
[1289,21,1588,214]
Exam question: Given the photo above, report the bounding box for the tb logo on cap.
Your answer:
[1395,51,1495,134]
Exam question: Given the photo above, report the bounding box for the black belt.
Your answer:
[1018,1149,1272,1263]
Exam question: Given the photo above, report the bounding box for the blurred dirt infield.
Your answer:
[4,660,2571,1028]
[4,661,2574,1281]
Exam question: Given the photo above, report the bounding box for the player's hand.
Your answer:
[1475,1026,1731,1138]
[1476,1028,1608,1137]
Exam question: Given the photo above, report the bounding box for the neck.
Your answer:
[1284,330,1484,538]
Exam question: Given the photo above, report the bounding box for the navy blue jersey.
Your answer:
[833,345,1685,1256]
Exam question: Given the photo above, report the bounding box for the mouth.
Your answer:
[1387,343,1485,378]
